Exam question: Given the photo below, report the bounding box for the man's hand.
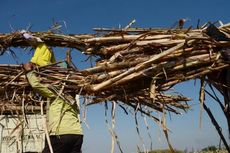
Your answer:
[23,62,34,71]
[0,87,4,94]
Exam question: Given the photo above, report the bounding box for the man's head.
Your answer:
[30,43,56,66]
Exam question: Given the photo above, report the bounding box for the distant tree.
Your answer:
[201,145,217,151]
[190,147,194,153]
[184,148,189,153]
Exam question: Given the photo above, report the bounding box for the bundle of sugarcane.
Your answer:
[0,22,230,115]
[80,23,230,94]
[0,64,190,116]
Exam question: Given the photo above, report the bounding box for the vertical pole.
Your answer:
[203,103,230,152]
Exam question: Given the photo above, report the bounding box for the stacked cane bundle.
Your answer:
[0,22,230,116]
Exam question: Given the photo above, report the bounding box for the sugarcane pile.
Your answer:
[0,22,230,117]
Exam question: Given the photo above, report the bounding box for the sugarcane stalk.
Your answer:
[84,34,173,43]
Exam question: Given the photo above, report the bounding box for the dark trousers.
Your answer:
[42,134,83,153]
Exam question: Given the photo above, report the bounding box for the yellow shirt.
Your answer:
[26,71,83,135]
[30,44,56,66]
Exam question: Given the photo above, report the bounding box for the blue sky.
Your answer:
[1,0,230,152]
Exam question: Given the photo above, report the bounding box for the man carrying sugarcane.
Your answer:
[23,43,83,153]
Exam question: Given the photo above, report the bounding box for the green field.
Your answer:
[141,148,228,153]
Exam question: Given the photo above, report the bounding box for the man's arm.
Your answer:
[26,71,56,99]
[24,63,75,104]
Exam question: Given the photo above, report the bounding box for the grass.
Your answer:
[141,149,183,153]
